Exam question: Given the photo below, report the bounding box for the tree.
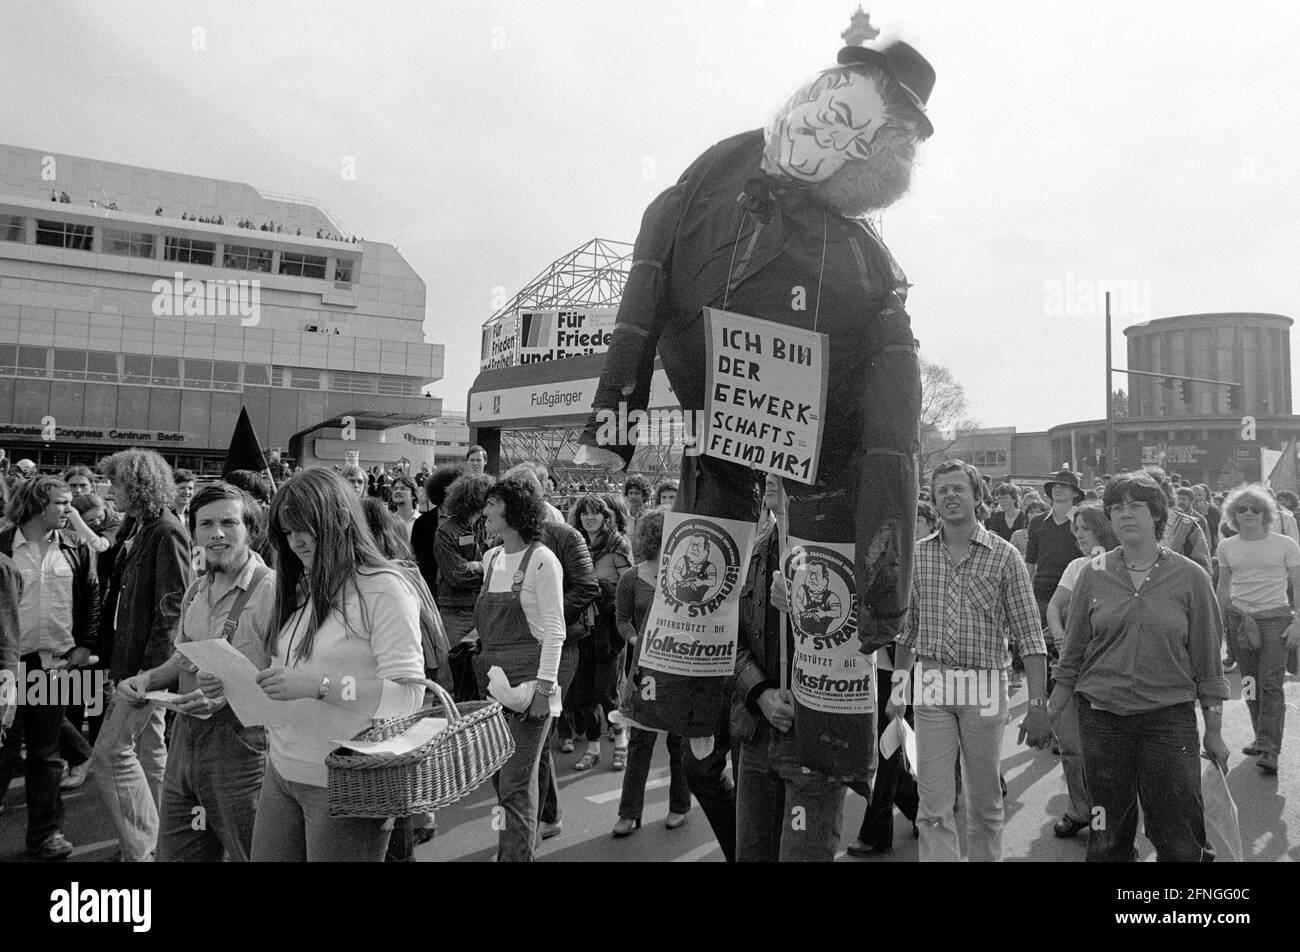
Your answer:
[1110,388,1129,419]
[918,358,980,474]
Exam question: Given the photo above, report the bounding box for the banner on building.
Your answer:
[701,308,828,485]
[516,308,617,364]
[480,317,518,370]
[639,512,756,678]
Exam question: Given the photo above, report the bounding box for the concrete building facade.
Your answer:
[0,144,443,473]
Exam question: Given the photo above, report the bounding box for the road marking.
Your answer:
[673,841,720,862]
[586,776,669,805]
[70,838,119,858]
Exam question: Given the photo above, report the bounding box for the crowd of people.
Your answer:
[0,441,1291,863]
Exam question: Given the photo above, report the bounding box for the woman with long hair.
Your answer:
[1043,503,1120,839]
[564,494,633,771]
[1051,471,1228,861]
[611,508,690,835]
[249,468,426,862]
[475,475,568,861]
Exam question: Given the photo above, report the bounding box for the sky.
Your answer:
[3,0,1298,433]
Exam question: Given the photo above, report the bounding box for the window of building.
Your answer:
[35,219,93,250]
[151,356,180,387]
[334,258,354,286]
[183,359,212,388]
[53,348,87,380]
[0,345,16,372]
[223,244,273,273]
[87,351,118,382]
[164,236,216,266]
[212,361,241,390]
[0,214,23,242]
[16,346,48,377]
[270,366,286,387]
[244,364,270,386]
[123,354,152,384]
[290,368,321,389]
[279,251,327,279]
[376,375,418,397]
[102,228,155,258]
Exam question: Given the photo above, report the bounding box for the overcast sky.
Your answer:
[3,0,1298,433]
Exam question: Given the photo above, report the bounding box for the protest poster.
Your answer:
[701,307,829,485]
[638,512,756,678]
[782,534,877,781]
[480,317,518,370]
[517,307,617,363]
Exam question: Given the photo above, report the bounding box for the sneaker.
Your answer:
[1242,742,1263,757]
[1256,751,1279,774]
[28,833,75,860]
[538,820,563,841]
[60,761,91,790]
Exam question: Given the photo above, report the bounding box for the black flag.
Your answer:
[224,406,270,482]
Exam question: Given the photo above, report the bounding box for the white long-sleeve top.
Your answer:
[481,543,565,683]
[268,569,425,787]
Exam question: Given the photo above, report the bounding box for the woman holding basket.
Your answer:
[248,468,426,862]
[476,474,568,862]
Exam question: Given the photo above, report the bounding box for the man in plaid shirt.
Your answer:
[888,460,1051,861]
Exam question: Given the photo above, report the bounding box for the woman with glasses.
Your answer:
[1050,471,1229,861]
[1043,504,1119,839]
[984,483,1026,543]
[1214,485,1299,775]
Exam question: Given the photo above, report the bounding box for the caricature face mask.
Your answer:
[761,67,898,184]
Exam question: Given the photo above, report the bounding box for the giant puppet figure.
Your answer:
[578,42,934,778]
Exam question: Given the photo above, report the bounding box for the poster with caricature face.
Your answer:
[638,512,756,678]
[784,537,875,714]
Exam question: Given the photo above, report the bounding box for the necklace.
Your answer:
[1122,549,1160,572]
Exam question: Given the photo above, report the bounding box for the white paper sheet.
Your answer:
[330,717,448,757]
[486,665,562,717]
[173,639,361,739]
[878,717,917,776]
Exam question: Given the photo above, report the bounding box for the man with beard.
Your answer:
[115,484,274,860]
[576,41,933,763]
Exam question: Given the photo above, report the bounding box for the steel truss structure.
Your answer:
[485,238,686,479]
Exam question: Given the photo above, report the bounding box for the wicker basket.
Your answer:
[326,680,515,818]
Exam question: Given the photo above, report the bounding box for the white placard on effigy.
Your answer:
[638,512,756,678]
[701,307,828,485]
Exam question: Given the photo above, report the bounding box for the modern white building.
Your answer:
[0,143,444,473]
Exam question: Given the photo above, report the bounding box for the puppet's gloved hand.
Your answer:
[858,611,906,653]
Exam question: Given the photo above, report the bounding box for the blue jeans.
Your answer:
[0,654,68,849]
[91,688,167,861]
[736,720,847,862]
[250,760,393,862]
[617,728,690,821]
[495,711,553,862]
[1077,697,1211,862]
[1229,613,1290,758]
[157,708,266,862]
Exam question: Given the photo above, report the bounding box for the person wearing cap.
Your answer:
[15,459,37,480]
[1025,469,1086,630]
[575,39,937,740]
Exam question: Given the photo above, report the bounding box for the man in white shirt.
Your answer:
[0,477,100,859]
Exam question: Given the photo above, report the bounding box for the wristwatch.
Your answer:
[316,675,331,700]
[1028,697,1047,708]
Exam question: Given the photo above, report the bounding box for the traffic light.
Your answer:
[1176,379,1189,406]
[1227,384,1242,412]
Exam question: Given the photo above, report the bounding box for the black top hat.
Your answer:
[837,40,935,138]
[1043,469,1086,502]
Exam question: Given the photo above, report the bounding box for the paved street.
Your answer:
[3,669,1295,862]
